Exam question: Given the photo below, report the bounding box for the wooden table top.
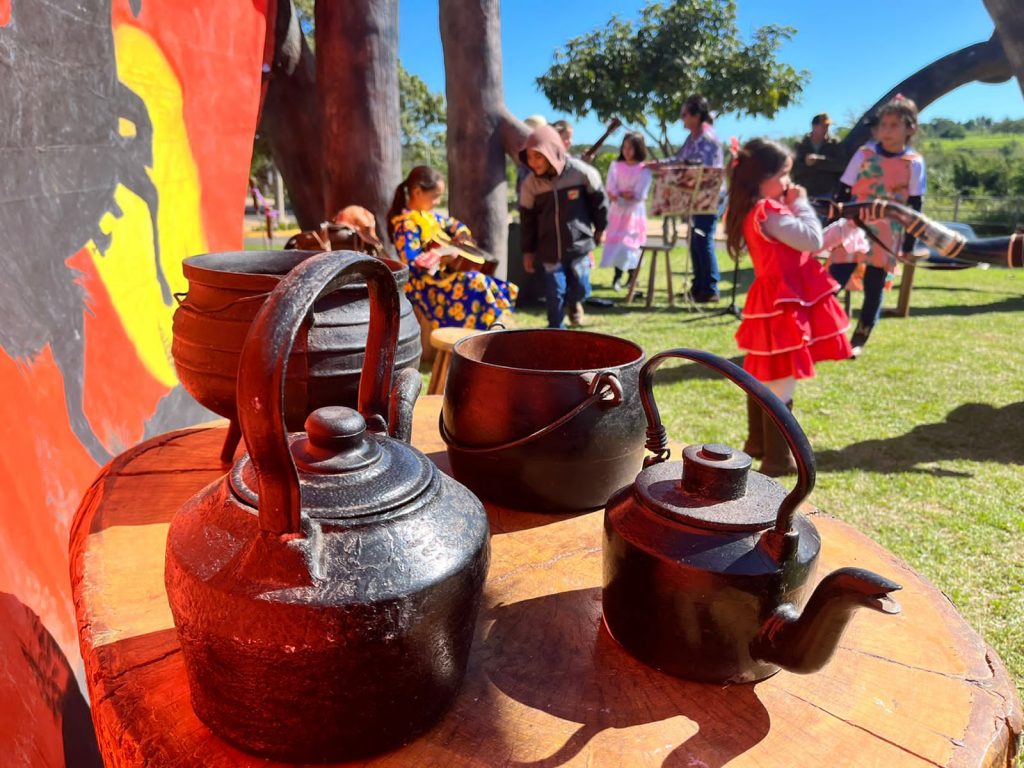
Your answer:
[70,396,1021,767]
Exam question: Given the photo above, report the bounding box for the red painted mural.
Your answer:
[0,0,269,761]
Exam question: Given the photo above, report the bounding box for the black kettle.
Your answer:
[165,252,490,762]
[602,349,901,684]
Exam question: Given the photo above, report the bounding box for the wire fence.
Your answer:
[924,195,1023,236]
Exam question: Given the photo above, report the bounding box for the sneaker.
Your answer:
[849,323,872,359]
[611,281,623,292]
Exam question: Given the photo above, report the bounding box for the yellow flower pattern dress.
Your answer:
[391,209,518,330]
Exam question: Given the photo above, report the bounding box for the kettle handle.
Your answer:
[639,348,815,537]
[236,251,402,535]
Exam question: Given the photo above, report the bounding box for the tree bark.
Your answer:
[841,34,1013,156]
[439,0,529,278]
[984,1,1024,98]
[316,0,401,245]
[258,0,324,230]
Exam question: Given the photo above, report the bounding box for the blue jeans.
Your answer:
[543,257,589,328]
[829,262,886,327]
[690,213,720,297]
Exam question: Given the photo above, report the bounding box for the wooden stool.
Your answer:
[427,327,486,395]
[625,243,675,308]
[414,306,436,364]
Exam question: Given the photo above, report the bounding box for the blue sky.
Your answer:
[398,0,1024,147]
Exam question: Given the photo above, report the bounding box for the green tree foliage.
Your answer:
[398,64,447,171]
[536,0,807,154]
[922,117,966,139]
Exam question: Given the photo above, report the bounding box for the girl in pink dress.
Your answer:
[600,133,653,291]
[726,138,861,475]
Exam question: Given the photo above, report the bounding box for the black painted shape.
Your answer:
[0,0,160,463]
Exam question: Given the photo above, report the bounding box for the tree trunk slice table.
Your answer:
[69,396,1021,767]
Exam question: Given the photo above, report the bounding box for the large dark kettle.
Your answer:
[602,349,901,684]
[165,252,490,762]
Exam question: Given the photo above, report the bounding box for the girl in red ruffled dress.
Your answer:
[726,138,862,475]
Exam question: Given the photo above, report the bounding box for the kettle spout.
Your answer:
[751,567,901,674]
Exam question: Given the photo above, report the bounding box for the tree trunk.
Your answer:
[258,0,324,230]
[984,1,1024,98]
[439,0,529,278]
[841,34,1012,156]
[316,0,401,245]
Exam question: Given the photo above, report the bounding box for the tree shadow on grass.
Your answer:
[896,293,1024,318]
[815,401,1024,476]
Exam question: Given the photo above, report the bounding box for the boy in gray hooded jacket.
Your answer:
[519,125,609,328]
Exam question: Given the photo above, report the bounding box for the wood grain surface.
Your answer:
[69,397,1021,767]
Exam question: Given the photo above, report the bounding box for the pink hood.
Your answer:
[519,125,567,176]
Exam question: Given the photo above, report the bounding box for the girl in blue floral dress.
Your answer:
[387,166,517,330]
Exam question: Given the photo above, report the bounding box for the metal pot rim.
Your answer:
[182,252,407,289]
[452,328,644,375]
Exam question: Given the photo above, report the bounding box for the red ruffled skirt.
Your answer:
[735,264,852,381]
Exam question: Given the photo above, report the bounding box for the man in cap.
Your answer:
[793,113,847,200]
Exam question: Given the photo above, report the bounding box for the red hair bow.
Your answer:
[729,136,741,168]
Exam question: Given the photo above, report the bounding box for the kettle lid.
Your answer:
[230,406,434,520]
[635,443,786,532]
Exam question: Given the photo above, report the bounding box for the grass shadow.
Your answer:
[893,294,1024,318]
[815,401,1024,475]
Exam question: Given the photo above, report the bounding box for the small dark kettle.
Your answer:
[602,349,901,684]
[165,252,490,762]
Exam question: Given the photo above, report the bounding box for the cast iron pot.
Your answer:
[440,328,646,512]
[171,250,421,462]
[603,349,901,684]
[165,252,489,762]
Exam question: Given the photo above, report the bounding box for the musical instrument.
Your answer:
[581,117,623,164]
[430,230,499,276]
[813,199,1023,269]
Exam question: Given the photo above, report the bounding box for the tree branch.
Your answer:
[841,34,1013,155]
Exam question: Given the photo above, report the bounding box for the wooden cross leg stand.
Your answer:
[70,396,1022,767]
[625,243,676,308]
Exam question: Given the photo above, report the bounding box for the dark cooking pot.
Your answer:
[440,329,646,512]
[171,250,421,462]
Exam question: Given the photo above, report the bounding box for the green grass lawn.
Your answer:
[496,248,1024,707]
[920,132,1023,153]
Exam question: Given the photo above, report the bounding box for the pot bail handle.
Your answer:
[639,348,815,536]
[236,251,401,535]
[438,370,622,454]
